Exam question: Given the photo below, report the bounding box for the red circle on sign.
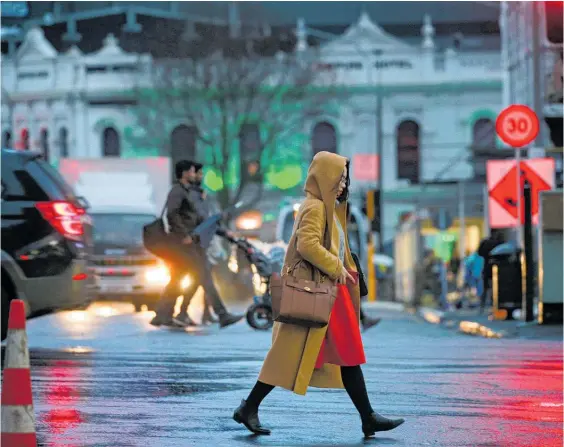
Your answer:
[495,104,540,148]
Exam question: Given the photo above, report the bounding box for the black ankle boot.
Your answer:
[233,399,271,435]
[362,412,405,437]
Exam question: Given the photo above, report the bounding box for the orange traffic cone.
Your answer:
[1,299,37,447]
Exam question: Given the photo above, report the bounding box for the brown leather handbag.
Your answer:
[270,259,337,328]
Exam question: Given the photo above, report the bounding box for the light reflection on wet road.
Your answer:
[17,302,564,446]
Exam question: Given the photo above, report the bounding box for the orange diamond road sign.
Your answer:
[487,159,555,228]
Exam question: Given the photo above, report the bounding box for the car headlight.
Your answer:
[144,265,192,289]
[235,210,263,231]
[180,275,192,290]
[144,265,170,286]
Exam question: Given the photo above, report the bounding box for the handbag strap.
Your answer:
[286,259,326,284]
[284,207,329,284]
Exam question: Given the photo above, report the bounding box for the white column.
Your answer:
[72,98,88,158]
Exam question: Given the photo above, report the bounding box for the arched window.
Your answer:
[396,120,420,184]
[59,127,69,158]
[472,118,496,149]
[2,130,11,149]
[312,122,337,156]
[102,127,120,157]
[40,128,49,161]
[170,125,197,162]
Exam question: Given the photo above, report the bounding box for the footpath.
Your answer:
[364,301,562,340]
[417,307,563,340]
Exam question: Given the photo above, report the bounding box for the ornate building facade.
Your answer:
[1,4,504,242]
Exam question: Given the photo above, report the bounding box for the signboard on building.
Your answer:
[352,154,379,182]
[487,158,555,228]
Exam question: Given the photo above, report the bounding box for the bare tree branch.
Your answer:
[130,29,339,209]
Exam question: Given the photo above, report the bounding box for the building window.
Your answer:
[40,128,49,161]
[59,127,69,158]
[396,120,420,184]
[102,127,120,157]
[2,130,11,149]
[170,124,197,162]
[312,121,337,156]
[472,118,496,149]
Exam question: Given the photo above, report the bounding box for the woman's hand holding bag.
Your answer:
[270,260,338,329]
[338,266,356,285]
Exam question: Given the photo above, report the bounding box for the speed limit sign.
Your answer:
[495,104,540,148]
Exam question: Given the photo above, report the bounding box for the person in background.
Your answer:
[463,250,484,302]
[150,160,242,329]
[174,163,234,326]
[173,162,241,327]
[477,231,504,314]
[414,249,440,309]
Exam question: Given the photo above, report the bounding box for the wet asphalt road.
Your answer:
[17,300,564,447]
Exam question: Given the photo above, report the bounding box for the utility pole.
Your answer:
[228,1,241,39]
[376,93,384,252]
[458,180,466,271]
[531,2,544,147]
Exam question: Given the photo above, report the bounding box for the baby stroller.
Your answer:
[224,235,285,330]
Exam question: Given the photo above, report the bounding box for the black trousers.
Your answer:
[179,280,217,315]
[155,245,227,320]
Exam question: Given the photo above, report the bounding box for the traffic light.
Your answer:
[244,160,262,183]
[545,117,563,148]
[544,1,563,45]
[362,189,381,234]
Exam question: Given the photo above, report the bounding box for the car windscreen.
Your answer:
[91,213,156,246]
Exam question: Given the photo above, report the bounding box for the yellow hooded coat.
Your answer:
[258,151,360,395]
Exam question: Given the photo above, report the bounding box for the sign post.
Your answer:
[522,182,535,322]
[495,104,540,322]
[496,104,540,244]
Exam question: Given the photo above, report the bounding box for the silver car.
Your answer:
[88,206,172,311]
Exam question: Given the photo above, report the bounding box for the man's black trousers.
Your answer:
[155,244,227,320]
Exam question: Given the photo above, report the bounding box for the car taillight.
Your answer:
[35,201,84,241]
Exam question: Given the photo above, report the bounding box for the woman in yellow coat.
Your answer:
[233,152,405,438]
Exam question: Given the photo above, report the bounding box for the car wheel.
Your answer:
[1,286,10,341]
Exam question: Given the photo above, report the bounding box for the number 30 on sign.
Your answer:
[495,104,540,148]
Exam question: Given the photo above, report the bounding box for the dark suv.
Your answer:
[1,150,94,339]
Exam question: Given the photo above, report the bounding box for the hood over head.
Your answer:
[304,151,348,249]
[304,151,347,203]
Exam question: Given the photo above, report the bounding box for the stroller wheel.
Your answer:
[246,303,273,331]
